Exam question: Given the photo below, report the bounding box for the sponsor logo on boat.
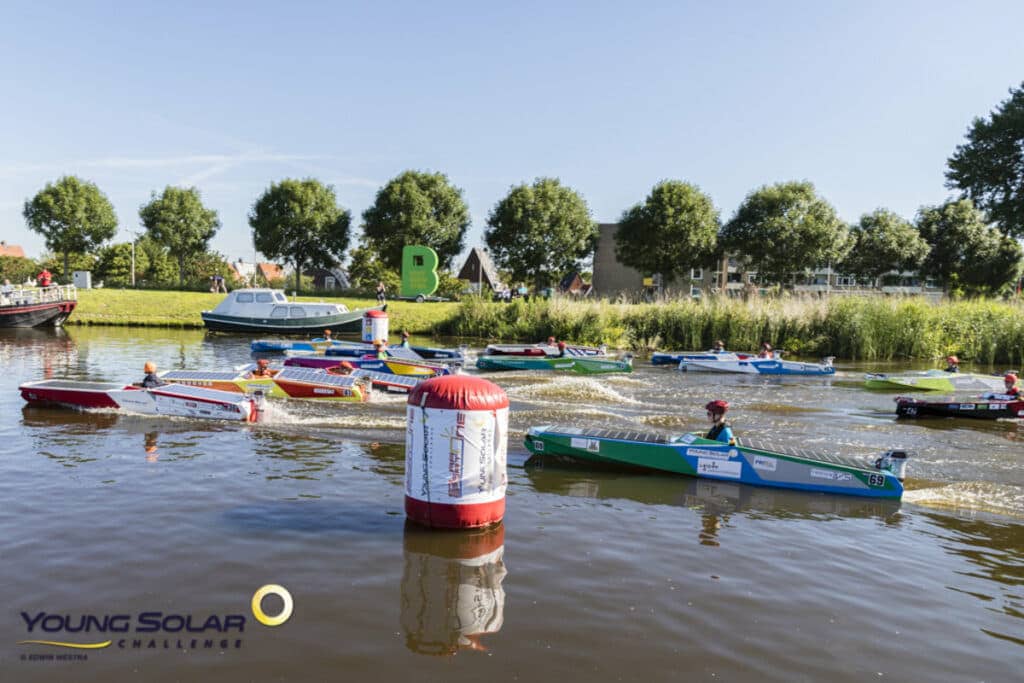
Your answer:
[15,585,292,654]
[679,433,697,444]
[752,455,777,471]
[687,447,730,460]
[313,388,334,395]
[697,458,741,479]
[810,468,853,482]
[959,404,976,410]
[570,437,600,452]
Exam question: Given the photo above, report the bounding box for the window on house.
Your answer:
[691,268,703,280]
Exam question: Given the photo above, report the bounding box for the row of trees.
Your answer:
[614,180,1023,296]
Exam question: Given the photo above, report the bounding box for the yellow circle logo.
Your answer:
[251,584,294,627]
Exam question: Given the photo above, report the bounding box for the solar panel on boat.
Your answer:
[275,367,358,386]
[162,370,240,381]
[28,380,124,391]
[556,426,672,444]
[350,369,419,388]
[385,346,425,361]
[738,439,871,470]
[152,383,243,400]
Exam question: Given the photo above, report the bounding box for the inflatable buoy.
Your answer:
[405,375,508,528]
[362,308,389,344]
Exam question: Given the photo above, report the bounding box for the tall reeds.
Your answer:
[437,295,1024,364]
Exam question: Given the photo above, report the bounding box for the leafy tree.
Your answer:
[720,181,849,284]
[615,180,719,285]
[0,256,38,285]
[23,176,118,280]
[95,242,149,288]
[917,199,1023,296]
[346,242,400,293]
[182,250,240,290]
[249,179,351,292]
[484,178,597,290]
[946,82,1024,238]
[38,252,97,279]
[361,170,470,270]
[135,235,178,287]
[139,186,221,287]
[840,209,930,282]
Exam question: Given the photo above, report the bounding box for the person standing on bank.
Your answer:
[376,281,386,304]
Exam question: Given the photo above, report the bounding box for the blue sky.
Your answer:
[2,1,1022,265]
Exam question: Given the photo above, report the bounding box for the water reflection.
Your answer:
[524,454,903,522]
[400,522,507,656]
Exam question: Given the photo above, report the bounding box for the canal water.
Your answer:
[0,327,1020,682]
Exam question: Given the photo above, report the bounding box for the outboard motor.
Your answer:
[875,450,909,481]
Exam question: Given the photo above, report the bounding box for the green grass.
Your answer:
[70,288,459,334]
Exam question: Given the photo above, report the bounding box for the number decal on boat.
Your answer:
[532,439,544,451]
[867,473,886,487]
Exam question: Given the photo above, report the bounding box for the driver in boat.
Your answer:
[944,355,960,373]
[712,340,726,353]
[981,373,1021,400]
[705,400,736,445]
[757,342,773,359]
[328,361,356,376]
[248,358,274,378]
[400,330,411,348]
[556,341,567,358]
[374,341,388,360]
[320,329,332,342]
[141,361,166,389]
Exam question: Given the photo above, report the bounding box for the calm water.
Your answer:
[0,327,1021,682]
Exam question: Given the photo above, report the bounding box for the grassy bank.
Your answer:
[69,289,458,334]
[438,296,1024,364]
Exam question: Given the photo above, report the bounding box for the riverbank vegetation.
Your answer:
[438,295,1024,365]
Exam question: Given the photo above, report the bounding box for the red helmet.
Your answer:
[1005,372,1018,383]
[557,341,567,349]
[946,355,959,364]
[340,361,354,370]
[705,400,729,414]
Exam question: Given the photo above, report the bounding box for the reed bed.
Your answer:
[439,295,1024,364]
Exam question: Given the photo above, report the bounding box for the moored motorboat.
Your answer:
[682,355,836,375]
[201,289,382,334]
[19,380,262,421]
[895,396,1024,420]
[0,285,77,328]
[524,425,907,499]
[476,354,633,374]
[865,371,1009,392]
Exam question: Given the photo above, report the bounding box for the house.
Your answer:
[230,259,258,285]
[458,247,503,294]
[257,262,285,284]
[306,267,349,290]
[558,271,591,296]
[592,223,645,297]
[0,241,26,258]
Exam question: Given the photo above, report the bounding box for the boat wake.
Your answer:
[507,376,639,405]
[904,481,1024,519]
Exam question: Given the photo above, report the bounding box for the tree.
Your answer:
[720,181,849,284]
[23,176,118,280]
[840,209,930,283]
[614,180,719,285]
[249,179,351,292]
[95,242,149,288]
[0,255,38,285]
[484,178,597,290]
[361,170,470,270]
[346,241,400,293]
[135,235,177,287]
[139,186,221,287]
[946,82,1024,238]
[916,199,1023,296]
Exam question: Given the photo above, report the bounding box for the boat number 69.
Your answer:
[867,473,886,487]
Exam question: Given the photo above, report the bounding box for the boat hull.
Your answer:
[202,307,379,335]
[19,380,257,421]
[684,358,835,375]
[483,343,606,357]
[896,397,1024,420]
[524,426,903,499]
[865,372,1006,392]
[0,300,76,328]
[476,355,632,374]
[284,356,450,377]
[652,351,745,366]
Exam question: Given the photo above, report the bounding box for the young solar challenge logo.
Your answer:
[17,585,293,656]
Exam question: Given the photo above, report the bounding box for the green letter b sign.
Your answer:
[401,245,439,297]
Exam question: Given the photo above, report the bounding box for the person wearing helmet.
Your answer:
[712,340,726,354]
[400,330,411,349]
[328,360,356,376]
[249,358,274,378]
[374,340,388,360]
[757,342,773,359]
[141,361,165,388]
[944,355,960,373]
[321,329,332,342]
[982,373,1021,400]
[557,341,568,358]
[705,400,735,444]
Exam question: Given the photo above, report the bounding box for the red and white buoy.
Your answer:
[362,308,389,343]
[405,375,509,528]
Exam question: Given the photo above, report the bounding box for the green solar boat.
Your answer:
[476,355,633,374]
[864,370,1008,392]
